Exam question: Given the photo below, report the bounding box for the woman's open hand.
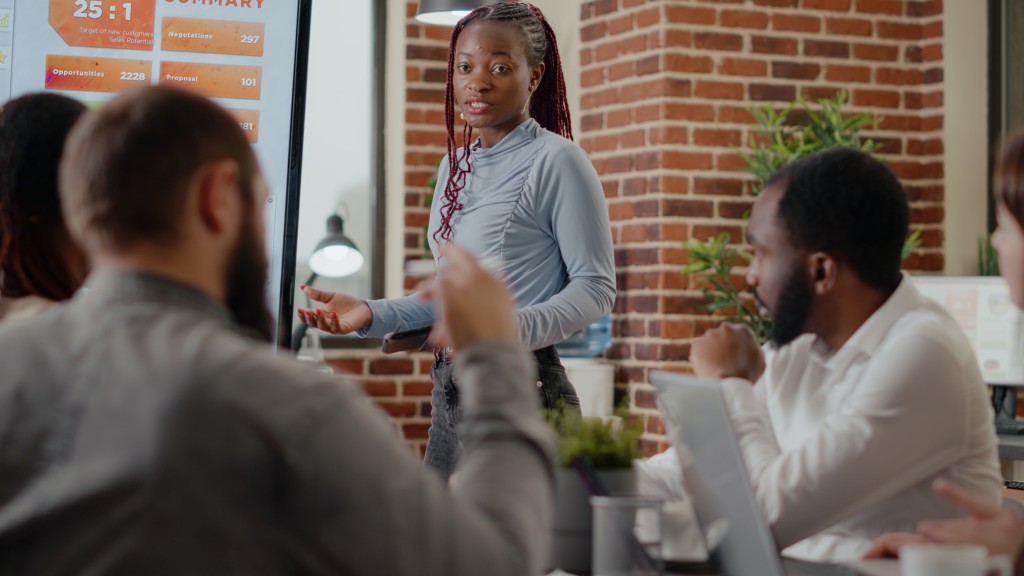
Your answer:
[296,286,372,335]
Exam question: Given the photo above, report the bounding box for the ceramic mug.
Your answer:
[900,544,1012,576]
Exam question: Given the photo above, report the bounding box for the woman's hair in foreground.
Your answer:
[996,128,1024,227]
[0,93,87,301]
[433,1,572,244]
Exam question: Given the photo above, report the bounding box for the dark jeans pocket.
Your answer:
[537,362,581,413]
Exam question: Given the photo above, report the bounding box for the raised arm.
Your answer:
[357,292,435,338]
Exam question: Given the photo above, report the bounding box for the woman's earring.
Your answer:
[459,112,465,121]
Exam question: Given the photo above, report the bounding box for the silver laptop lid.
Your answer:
[651,370,786,576]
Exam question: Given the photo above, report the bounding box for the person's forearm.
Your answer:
[357,293,433,338]
[515,276,614,350]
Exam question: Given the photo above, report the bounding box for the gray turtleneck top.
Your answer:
[361,118,616,351]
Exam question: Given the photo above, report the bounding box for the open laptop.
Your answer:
[650,371,898,576]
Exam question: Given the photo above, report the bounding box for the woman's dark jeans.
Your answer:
[423,346,580,479]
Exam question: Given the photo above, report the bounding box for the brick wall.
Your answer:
[578,0,944,455]
[327,0,947,458]
[326,350,434,456]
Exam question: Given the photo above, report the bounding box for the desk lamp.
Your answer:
[291,214,364,351]
[415,0,499,26]
[309,214,365,279]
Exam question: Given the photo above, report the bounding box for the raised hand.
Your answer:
[428,244,517,352]
[864,479,1024,563]
[916,479,1024,559]
[296,285,373,335]
[689,322,765,382]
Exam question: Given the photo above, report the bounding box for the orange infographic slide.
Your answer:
[48,0,156,51]
[162,18,265,57]
[45,55,151,93]
[159,61,261,100]
[227,109,260,143]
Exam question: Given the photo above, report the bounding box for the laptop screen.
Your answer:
[651,370,788,576]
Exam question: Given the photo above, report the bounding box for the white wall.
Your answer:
[384,0,407,299]
[944,1,990,275]
[533,0,583,137]
[297,0,375,297]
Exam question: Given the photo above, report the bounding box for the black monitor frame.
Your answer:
[282,0,388,351]
[276,0,314,349]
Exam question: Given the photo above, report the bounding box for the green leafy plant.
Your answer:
[683,233,767,342]
[979,233,1000,276]
[685,91,921,341]
[737,91,883,194]
[548,403,643,470]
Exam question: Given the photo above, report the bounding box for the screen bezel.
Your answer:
[275,0,313,349]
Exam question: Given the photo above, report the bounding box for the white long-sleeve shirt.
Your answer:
[639,276,1002,561]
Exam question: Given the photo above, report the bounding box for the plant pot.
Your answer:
[547,467,636,573]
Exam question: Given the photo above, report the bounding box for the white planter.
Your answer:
[562,358,615,417]
[548,467,636,573]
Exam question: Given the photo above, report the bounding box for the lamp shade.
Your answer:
[415,0,496,26]
[308,215,365,278]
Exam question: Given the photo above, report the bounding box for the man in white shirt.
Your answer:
[640,147,1001,561]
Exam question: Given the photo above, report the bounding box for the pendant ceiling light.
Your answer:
[415,0,498,26]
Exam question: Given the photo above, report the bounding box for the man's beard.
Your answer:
[225,213,273,343]
[763,264,814,347]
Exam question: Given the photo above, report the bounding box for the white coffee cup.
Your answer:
[900,544,1011,576]
[660,500,704,561]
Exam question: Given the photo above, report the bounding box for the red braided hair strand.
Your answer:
[525,3,573,141]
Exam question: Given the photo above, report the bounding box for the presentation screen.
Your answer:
[0,0,312,348]
[913,276,1024,386]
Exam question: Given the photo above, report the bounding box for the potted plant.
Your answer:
[684,91,921,341]
[980,233,999,276]
[547,405,643,573]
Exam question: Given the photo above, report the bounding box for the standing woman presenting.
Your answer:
[298,1,615,478]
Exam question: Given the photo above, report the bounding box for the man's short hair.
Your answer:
[765,147,909,293]
[60,86,258,252]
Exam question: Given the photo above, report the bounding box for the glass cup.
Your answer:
[590,496,664,576]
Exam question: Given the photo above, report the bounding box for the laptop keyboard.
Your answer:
[783,557,863,576]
